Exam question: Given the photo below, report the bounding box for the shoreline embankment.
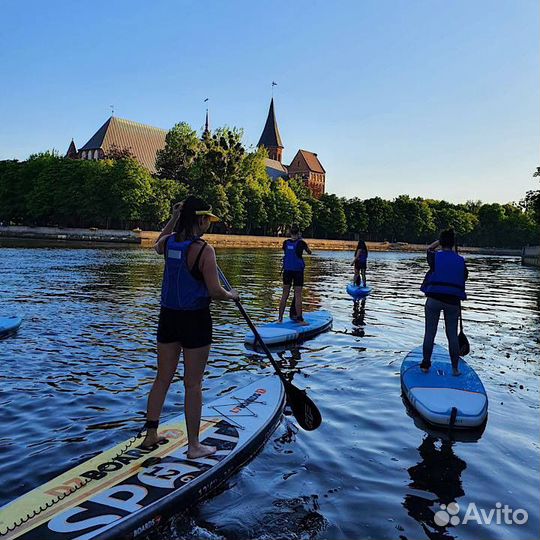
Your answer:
[521,245,540,267]
[0,225,522,256]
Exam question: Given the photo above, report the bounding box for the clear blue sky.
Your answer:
[1,0,537,204]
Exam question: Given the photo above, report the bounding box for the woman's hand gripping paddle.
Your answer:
[217,266,322,431]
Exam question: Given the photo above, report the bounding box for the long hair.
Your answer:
[356,239,368,253]
[173,195,212,242]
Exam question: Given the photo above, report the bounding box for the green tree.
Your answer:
[0,159,28,224]
[142,178,188,226]
[241,150,271,233]
[295,199,313,232]
[103,157,154,227]
[425,200,478,242]
[391,195,435,242]
[522,172,540,233]
[265,179,299,235]
[364,196,393,241]
[155,122,201,184]
[475,203,506,246]
[195,127,245,186]
[288,177,315,232]
[312,193,346,238]
[343,197,368,239]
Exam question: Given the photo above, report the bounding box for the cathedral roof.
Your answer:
[290,149,325,174]
[80,116,166,173]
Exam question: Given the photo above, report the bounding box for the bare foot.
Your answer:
[187,443,217,459]
[420,363,431,373]
[452,368,461,376]
[277,318,283,323]
[297,320,309,326]
[140,429,168,449]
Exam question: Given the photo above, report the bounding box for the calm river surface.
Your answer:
[0,246,539,540]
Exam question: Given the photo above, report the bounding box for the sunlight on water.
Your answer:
[0,247,539,540]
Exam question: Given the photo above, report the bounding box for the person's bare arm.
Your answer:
[154,202,182,254]
[304,241,312,255]
[155,233,173,255]
[427,239,440,251]
[199,245,239,301]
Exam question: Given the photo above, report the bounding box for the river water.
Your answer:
[0,247,539,540]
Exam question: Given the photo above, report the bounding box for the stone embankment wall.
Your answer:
[0,226,139,245]
[0,226,522,255]
[521,245,540,267]
[140,231,520,255]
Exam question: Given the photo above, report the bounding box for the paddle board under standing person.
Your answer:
[353,239,368,287]
[142,196,239,458]
[278,224,312,325]
[420,228,468,376]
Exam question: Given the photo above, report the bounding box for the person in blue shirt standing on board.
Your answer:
[353,239,369,286]
[141,196,239,457]
[420,228,468,376]
[278,224,312,325]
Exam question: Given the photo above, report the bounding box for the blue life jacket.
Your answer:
[422,251,467,300]
[283,239,305,272]
[160,236,210,310]
[357,250,368,264]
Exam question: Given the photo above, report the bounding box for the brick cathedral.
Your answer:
[67,99,326,198]
[257,98,325,199]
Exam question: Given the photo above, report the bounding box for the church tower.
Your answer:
[257,98,284,163]
[203,108,211,139]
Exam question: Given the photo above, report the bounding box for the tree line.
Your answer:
[0,122,538,248]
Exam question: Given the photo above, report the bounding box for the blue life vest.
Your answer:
[160,236,210,310]
[422,251,467,300]
[283,239,305,272]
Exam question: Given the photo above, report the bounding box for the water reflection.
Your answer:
[352,298,367,337]
[404,436,466,540]
[277,347,303,383]
[0,248,538,540]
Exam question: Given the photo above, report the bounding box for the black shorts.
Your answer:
[157,306,212,348]
[355,260,367,271]
[283,270,304,287]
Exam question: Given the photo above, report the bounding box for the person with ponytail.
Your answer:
[141,195,239,458]
[420,228,468,376]
[353,239,368,287]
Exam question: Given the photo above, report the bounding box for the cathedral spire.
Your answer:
[204,108,210,136]
[257,98,284,163]
[66,139,78,159]
[202,98,211,139]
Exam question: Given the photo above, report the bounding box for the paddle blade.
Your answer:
[285,382,322,431]
[459,331,470,356]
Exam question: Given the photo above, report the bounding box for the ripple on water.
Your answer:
[0,247,539,540]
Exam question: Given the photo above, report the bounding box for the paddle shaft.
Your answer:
[216,267,289,385]
[455,242,465,331]
[217,266,322,431]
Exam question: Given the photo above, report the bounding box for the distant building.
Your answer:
[66,116,166,174]
[287,149,326,199]
[257,98,326,198]
[67,98,326,197]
